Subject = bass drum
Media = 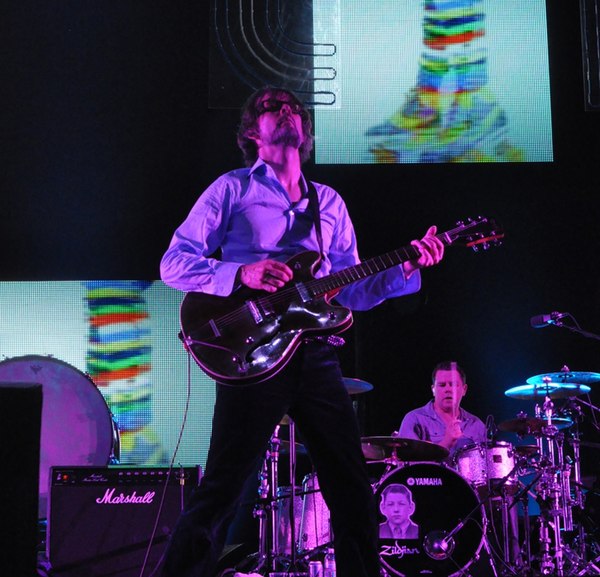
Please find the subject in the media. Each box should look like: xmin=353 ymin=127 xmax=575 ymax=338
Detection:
xmin=375 ymin=462 xmax=484 ymax=577
xmin=0 ymin=355 xmax=118 ymax=518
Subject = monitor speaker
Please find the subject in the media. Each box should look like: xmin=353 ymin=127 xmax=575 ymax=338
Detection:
xmin=0 ymin=382 xmax=42 ymax=577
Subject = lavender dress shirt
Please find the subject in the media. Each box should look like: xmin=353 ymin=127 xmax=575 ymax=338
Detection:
xmin=398 ymin=400 xmax=487 ymax=460
xmin=160 ymin=159 xmax=421 ymax=309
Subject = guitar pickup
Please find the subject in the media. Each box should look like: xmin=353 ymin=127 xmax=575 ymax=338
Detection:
xmin=245 ymin=300 xmax=264 ymax=325
xmin=295 ymin=282 xmax=311 ymax=303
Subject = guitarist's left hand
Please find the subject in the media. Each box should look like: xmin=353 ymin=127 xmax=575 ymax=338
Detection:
xmin=402 ymin=226 xmax=445 ymax=278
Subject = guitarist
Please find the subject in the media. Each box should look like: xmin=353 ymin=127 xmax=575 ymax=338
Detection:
xmin=159 ymin=86 xmax=445 ymax=577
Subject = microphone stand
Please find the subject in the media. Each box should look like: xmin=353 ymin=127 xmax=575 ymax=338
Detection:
xmin=424 ymin=458 xmax=525 ymax=575
xmin=552 ymin=315 xmax=600 ymax=342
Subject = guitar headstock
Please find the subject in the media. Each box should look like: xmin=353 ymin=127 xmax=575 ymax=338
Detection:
xmin=445 ymin=216 xmax=504 ymax=251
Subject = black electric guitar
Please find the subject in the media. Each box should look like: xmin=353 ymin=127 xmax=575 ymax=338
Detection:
xmin=179 ymin=216 xmax=503 ymax=386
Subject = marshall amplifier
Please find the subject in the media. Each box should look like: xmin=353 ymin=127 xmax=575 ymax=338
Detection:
xmin=47 ymin=465 xmax=201 ymax=577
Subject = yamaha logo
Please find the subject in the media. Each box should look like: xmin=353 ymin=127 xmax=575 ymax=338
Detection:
xmin=406 ymin=477 xmax=443 ymax=486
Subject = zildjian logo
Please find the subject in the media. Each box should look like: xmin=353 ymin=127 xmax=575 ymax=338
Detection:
xmin=380 ymin=541 xmax=420 ymax=558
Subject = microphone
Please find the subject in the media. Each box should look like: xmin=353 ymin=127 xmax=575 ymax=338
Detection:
xmin=423 ymin=530 xmax=456 ymax=560
xmin=530 ymin=312 xmax=568 ymax=328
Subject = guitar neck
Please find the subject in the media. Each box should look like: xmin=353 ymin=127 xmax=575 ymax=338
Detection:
xmin=307 ymin=232 xmax=452 ymax=298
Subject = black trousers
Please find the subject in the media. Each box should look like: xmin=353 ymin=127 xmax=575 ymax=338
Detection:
xmin=160 ymin=340 xmax=380 ymax=577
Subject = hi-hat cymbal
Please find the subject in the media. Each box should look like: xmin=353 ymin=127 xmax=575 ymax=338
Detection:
xmin=526 ymin=371 xmax=600 ymax=386
xmin=498 ymin=416 xmax=573 ymax=435
xmin=504 ymin=382 xmax=591 ymax=400
xmin=360 ymin=436 xmax=449 ymax=461
xmin=343 ymin=377 xmax=374 ymax=395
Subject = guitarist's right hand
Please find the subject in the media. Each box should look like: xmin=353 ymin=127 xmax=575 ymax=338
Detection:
xmin=237 ymin=259 xmax=294 ymax=293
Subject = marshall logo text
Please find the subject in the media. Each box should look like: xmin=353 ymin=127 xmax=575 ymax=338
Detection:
xmin=95 ymin=488 xmax=156 ymax=504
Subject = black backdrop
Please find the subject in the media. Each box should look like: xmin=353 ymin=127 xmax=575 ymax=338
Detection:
xmin=2 ymin=1 xmax=599 ymax=479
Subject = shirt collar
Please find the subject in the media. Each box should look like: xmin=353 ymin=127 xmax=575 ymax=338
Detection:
xmin=424 ymin=399 xmax=470 ymax=422
xmin=248 ymin=158 xmax=309 ymax=198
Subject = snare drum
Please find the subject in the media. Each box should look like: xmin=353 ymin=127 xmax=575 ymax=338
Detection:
xmin=0 ymin=356 xmax=118 ymax=517
xmin=276 ymin=485 xmax=303 ymax=555
xmin=298 ymin=472 xmax=331 ymax=552
xmin=277 ymin=472 xmax=332 ymax=554
xmin=376 ymin=462 xmax=484 ymax=577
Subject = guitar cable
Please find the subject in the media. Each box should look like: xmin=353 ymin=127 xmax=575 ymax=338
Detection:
xmin=138 ymin=345 xmax=194 ymax=577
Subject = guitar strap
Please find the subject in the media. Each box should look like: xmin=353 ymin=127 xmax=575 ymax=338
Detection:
xmin=306 ymin=180 xmax=346 ymax=347
xmin=306 ymin=180 xmax=324 ymax=267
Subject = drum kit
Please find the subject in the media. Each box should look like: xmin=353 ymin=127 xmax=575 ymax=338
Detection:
xmin=237 ymin=370 xmax=600 ymax=577
xmin=3 ymin=354 xmax=597 ymax=577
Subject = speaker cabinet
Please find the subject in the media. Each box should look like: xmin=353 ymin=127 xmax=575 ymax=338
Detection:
xmin=0 ymin=383 xmax=42 ymax=577
xmin=47 ymin=466 xmax=201 ymax=577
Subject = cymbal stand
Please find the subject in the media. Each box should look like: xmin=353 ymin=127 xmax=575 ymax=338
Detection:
xmin=252 ymin=426 xmax=282 ymax=574
xmin=534 ymin=394 xmax=568 ymax=576
xmin=369 ymin=450 xmax=401 ymax=493
xmin=485 ymin=457 xmax=526 ymax=571
xmin=286 ymin=417 xmax=300 ymax=572
xmin=512 ymin=469 xmax=546 ymax=573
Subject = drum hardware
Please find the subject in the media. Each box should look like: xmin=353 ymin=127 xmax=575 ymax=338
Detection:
xmin=242 ymin=417 xmax=333 ymax=576
xmin=502 ymin=373 xmax=600 ymax=577
xmin=252 ymin=421 xmax=305 ymax=574
xmin=464 ymin=452 xmax=527 ymax=572
xmin=498 ymin=414 xmax=573 ymax=436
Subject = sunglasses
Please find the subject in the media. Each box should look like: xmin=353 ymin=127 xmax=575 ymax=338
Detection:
xmin=256 ymin=98 xmax=303 ymax=115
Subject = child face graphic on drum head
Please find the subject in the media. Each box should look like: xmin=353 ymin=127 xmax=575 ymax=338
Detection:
xmin=379 ymin=483 xmax=419 ymax=539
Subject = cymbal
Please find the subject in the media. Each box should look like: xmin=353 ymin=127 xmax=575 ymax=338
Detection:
xmin=360 ymin=436 xmax=449 ymax=461
xmin=527 ymin=371 xmax=600 ymax=386
xmin=343 ymin=377 xmax=374 ymax=395
xmin=498 ymin=416 xmax=573 ymax=435
xmin=504 ymin=383 xmax=591 ymax=400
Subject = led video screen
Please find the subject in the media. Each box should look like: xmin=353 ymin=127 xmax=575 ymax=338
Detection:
xmin=312 ymin=0 xmax=553 ymax=164
xmin=0 ymin=281 xmax=215 ymax=478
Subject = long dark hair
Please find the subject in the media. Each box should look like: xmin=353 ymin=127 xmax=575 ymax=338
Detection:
xmin=237 ymin=86 xmax=314 ymax=167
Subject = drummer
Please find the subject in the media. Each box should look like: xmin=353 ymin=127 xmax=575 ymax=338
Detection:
xmin=396 ymin=361 xmax=486 ymax=460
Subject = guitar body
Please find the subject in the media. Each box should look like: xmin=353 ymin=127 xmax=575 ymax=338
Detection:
xmin=180 ymin=251 xmax=353 ymax=386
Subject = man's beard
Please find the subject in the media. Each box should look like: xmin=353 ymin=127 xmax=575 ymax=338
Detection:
xmin=269 ymin=121 xmax=302 ymax=149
